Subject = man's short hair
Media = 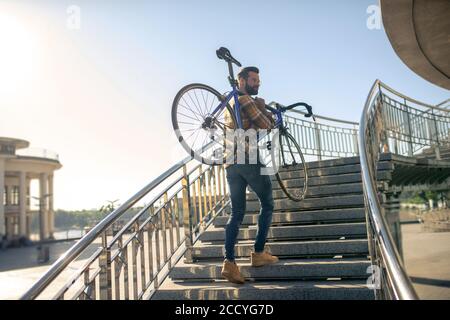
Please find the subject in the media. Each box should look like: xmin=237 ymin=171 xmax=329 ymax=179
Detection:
xmin=237 ymin=66 xmax=259 ymax=80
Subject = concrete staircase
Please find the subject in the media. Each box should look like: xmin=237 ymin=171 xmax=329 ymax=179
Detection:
xmin=152 ymin=156 xmax=379 ymax=300
xmin=417 ymin=145 xmax=450 ymax=161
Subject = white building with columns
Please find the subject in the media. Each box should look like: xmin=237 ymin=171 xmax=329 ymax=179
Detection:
xmin=0 ymin=137 xmax=62 ymax=245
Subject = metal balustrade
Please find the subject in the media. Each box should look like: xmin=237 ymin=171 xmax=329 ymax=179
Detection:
xmin=284 ymin=111 xmax=359 ymax=159
xmin=358 ymin=80 xmax=450 ymax=300
xmin=256 ymin=103 xmax=359 ymax=167
xmin=20 ymin=104 xmax=358 ymax=300
xmin=21 ymin=149 xmax=230 ymax=300
xmin=378 ymin=84 xmax=450 ymax=159
xmin=20 ymin=80 xmax=448 ymax=300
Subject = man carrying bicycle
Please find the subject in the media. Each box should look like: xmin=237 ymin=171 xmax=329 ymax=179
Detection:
xmin=221 ymin=66 xmax=279 ymax=285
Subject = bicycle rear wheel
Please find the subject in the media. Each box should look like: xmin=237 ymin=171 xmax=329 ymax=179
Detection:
xmin=172 ymin=83 xmax=237 ymax=165
xmin=274 ymin=131 xmax=308 ymax=202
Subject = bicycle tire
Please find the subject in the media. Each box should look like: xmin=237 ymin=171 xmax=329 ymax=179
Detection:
xmin=274 ymin=131 xmax=308 ymax=202
xmin=172 ymin=83 xmax=237 ymax=165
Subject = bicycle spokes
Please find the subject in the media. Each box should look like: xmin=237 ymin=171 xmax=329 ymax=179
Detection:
xmin=172 ymin=84 xmax=237 ymax=164
xmin=274 ymin=131 xmax=308 ymax=202
xmin=280 ymin=132 xmax=300 ymax=167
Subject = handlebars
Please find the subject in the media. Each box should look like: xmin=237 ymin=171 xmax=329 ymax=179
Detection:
xmin=268 ymin=102 xmax=316 ymax=121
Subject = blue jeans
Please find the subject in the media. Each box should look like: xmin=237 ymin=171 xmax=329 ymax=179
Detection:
xmin=224 ymin=163 xmax=274 ymax=261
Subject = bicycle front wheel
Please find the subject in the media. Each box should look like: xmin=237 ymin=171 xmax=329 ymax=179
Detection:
xmin=172 ymin=83 xmax=237 ymax=165
xmin=274 ymin=131 xmax=308 ymax=202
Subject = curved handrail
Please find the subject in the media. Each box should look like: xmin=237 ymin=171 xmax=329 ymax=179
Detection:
xmin=359 ymin=79 xmax=419 ymax=299
xmin=436 ymin=99 xmax=450 ymax=108
xmin=380 ymin=81 xmax=450 ymax=112
xmin=20 ymin=151 xmax=197 ymax=300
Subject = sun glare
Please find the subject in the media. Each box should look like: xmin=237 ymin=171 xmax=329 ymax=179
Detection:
xmin=0 ymin=13 xmax=36 ymax=96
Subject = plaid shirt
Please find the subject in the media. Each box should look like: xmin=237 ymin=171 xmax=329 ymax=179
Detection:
xmin=224 ymin=92 xmax=274 ymax=166
xmin=225 ymin=93 xmax=274 ymax=130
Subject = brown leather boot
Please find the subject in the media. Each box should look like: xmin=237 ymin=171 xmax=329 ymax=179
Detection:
xmin=221 ymin=260 xmax=245 ymax=284
xmin=251 ymin=250 xmax=279 ymax=267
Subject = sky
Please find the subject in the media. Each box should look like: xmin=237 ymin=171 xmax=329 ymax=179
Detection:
xmin=0 ymin=0 xmax=448 ymax=210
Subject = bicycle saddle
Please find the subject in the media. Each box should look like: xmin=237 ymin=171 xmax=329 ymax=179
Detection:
xmin=216 ymin=47 xmax=242 ymax=67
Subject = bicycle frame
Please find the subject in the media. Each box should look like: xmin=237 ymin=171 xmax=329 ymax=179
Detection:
xmin=210 ymin=56 xmax=287 ymax=134
xmin=210 ymin=88 xmax=244 ymax=128
xmin=209 ymin=89 xmax=285 ymax=133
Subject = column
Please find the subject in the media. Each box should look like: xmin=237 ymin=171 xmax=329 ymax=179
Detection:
xmin=26 ymin=178 xmax=32 ymax=238
xmin=48 ymin=174 xmax=54 ymax=238
xmin=0 ymin=159 xmax=5 ymax=239
xmin=19 ymin=171 xmax=27 ymax=238
xmin=39 ymin=172 xmax=49 ymax=240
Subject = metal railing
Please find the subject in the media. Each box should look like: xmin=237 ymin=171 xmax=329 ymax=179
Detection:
xmin=20 ymin=104 xmax=360 ymax=300
xmin=376 ymin=83 xmax=450 ymax=159
xmin=357 ymin=79 xmax=449 ymax=299
xmin=21 ymin=80 xmax=447 ymax=300
xmin=285 ymin=111 xmax=359 ymax=159
xmin=268 ymin=102 xmax=359 ymax=161
xmin=21 ymin=146 xmax=230 ymax=300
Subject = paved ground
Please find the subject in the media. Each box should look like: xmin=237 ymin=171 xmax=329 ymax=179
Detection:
xmin=0 ymin=240 xmax=100 ymax=300
xmin=402 ymin=223 xmax=450 ymax=299
xmin=0 ymin=222 xmax=448 ymax=300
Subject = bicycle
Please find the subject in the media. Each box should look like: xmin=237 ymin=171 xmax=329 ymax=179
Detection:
xmin=171 ymin=47 xmax=316 ymax=201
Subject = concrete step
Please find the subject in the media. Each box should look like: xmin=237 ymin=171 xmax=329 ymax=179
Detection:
xmin=191 ymin=239 xmax=369 ymax=259
xmin=213 ymin=208 xmax=366 ymax=227
xmin=246 ymin=194 xmax=364 ymax=212
xmin=169 ymin=258 xmax=371 ymax=281
xmin=270 ymin=171 xmax=391 ymax=189
xmin=417 ymin=152 xmax=450 ymax=161
xmin=199 ymin=223 xmax=367 ymax=242
xmin=275 ymin=162 xmax=393 ymax=180
xmin=420 ymin=147 xmax=450 ymax=155
xmin=247 ymin=182 xmax=363 ymax=201
xmin=280 ymin=156 xmax=361 ymax=171
xmin=279 ymin=156 xmax=388 ymax=171
xmin=152 ymin=279 xmax=375 ymax=300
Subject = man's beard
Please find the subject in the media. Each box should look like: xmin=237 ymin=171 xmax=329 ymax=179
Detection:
xmin=245 ymin=83 xmax=259 ymax=95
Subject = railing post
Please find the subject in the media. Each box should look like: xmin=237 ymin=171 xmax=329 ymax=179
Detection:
xmin=207 ymin=168 xmax=215 ymax=217
xmin=432 ymin=109 xmax=441 ymax=160
xmin=211 ymin=167 xmax=217 ymax=212
xmin=378 ymin=89 xmax=390 ymax=154
xmin=98 ymin=231 xmax=112 ymax=300
xmin=222 ymin=165 xmax=227 ymax=200
xmin=198 ymin=166 xmax=207 ymax=229
xmin=426 ymin=110 xmax=441 ymax=160
xmin=403 ymin=99 xmax=414 ymax=157
xmin=352 ymin=128 xmax=359 ymax=155
xmin=435 ymin=146 xmax=441 ymax=160
xmin=217 ymin=166 xmax=223 ymax=201
xmin=82 ymin=269 xmax=91 ymax=300
xmin=161 ymin=193 xmax=169 ymax=269
xmin=314 ymin=122 xmax=322 ymax=161
xmin=182 ymin=165 xmax=194 ymax=263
